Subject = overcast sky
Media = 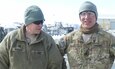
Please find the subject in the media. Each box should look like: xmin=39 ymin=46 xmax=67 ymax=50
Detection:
xmin=0 ymin=0 xmax=115 ymax=25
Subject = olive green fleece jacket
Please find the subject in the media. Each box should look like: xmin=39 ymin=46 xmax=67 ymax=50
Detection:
xmin=0 ymin=26 xmax=63 ymax=69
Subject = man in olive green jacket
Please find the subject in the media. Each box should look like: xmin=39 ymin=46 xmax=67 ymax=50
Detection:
xmin=0 ymin=5 xmax=63 ymax=69
xmin=57 ymin=1 xmax=115 ymax=69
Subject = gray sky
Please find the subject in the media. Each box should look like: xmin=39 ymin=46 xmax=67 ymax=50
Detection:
xmin=0 ymin=0 xmax=115 ymax=25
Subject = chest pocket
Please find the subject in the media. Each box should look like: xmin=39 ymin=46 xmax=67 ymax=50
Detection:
xmin=10 ymin=40 xmax=25 ymax=57
xmin=67 ymin=39 xmax=84 ymax=65
xmin=30 ymin=43 xmax=46 ymax=60
xmin=88 ymin=35 xmax=110 ymax=64
xmin=29 ymin=41 xmax=47 ymax=68
xmin=9 ymin=40 xmax=27 ymax=69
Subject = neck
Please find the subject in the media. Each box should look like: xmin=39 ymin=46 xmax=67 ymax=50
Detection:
xmin=25 ymin=27 xmax=37 ymax=38
xmin=80 ymin=23 xmax=99 ymax=34
xmin=25 ymin=30 xmax=37 ymax=44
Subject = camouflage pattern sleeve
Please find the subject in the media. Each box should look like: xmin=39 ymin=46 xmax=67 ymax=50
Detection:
xmin=58 ymin=37 xmax=68 ymax=69
xmin=56 ymin=36 xmax=67 ymax=56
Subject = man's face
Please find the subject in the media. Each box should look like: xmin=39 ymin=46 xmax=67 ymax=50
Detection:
xmin=79 ymin=11 xmax=96 ymax=29
xmin=26 ymin=21 xmax=43 ymax=35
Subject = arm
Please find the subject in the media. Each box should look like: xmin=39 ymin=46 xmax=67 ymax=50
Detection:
xmin=0 ymin=36 xmax=9 ymax=69
xmin=47 ymin=37 xmax=63 ymax=69
xmin=56 ymin=37 xmax=68 ymax=69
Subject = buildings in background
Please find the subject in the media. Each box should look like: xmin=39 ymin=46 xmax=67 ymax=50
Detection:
xmin=0 ymin=18 xmax=115 ymax=36
xmin=98 ymin=18 xmax=115 ymax=30
xmin=97 ymin=18 xmax=115 ymax=36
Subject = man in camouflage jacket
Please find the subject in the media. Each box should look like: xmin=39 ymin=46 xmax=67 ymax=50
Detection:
xmin=57 ymin=1 xmax=115 ymax=69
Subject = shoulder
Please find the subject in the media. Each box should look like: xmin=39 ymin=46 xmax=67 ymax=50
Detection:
xmin=63 ymin=29 xmax=81 ymax=41
xmin=0 ymin=29 xmax=19 ymax=48
xmin=97 ymin=29 xmax=115 ymax=42
xmin=98 ymin=29 xmax=113 ymax=38
xmin=41 ymin=31 xmax=54 ymax=42
xmin=41 ymin=31 xmax=52 ymax=38
xmin=2 ymin=28 xmax=21 ymax=44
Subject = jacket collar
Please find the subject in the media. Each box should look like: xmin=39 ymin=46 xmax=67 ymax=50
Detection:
xmin=15 ymin=25 xmax=45 ymax=43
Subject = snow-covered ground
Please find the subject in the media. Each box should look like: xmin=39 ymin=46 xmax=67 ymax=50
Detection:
xmin=111 ymin=61 xmax=115 ymax=69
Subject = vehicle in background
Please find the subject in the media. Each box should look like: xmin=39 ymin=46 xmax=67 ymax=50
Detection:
xmin=0 ymin=26 xmax=6 ymax=42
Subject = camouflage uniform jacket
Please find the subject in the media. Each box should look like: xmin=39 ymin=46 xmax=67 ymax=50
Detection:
xmin=0 ymin=26 xmax=63 ymax=69
xmin=58 ymin=29 xmax=115 ymax=69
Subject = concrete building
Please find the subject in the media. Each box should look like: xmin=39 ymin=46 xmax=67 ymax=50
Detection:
xmin=98 ymin=18 xmax=115 ymax=30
